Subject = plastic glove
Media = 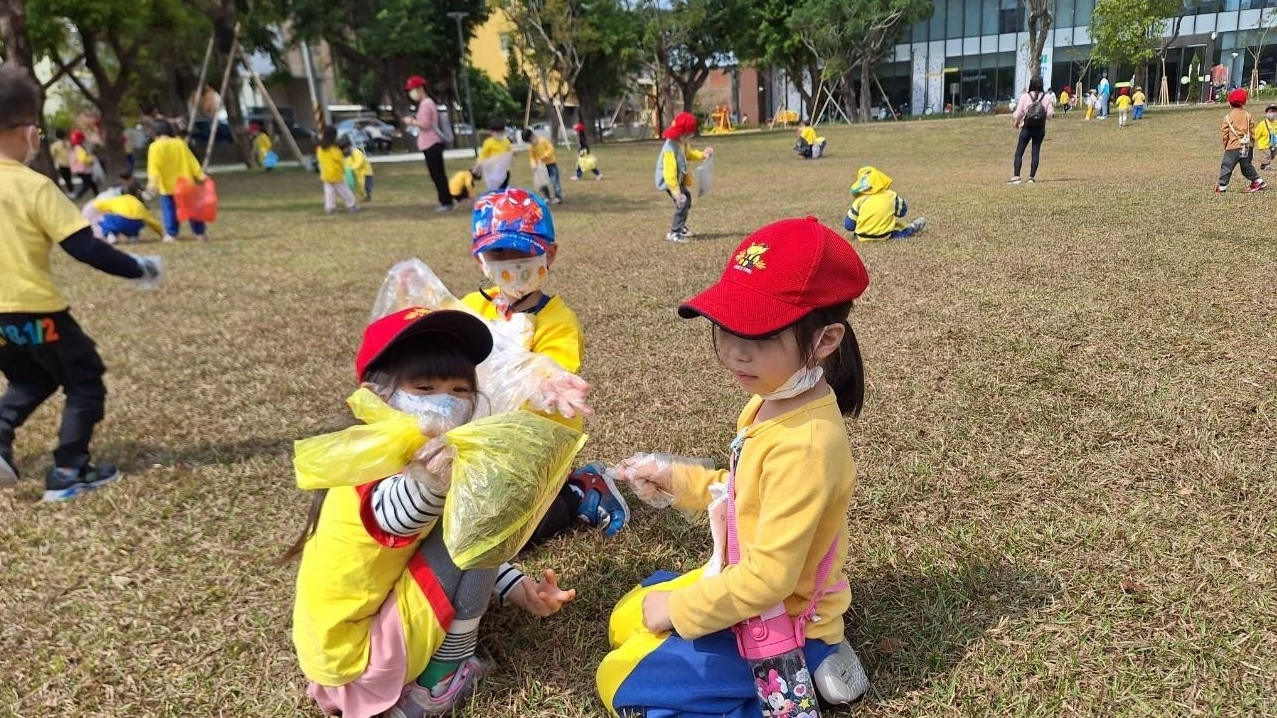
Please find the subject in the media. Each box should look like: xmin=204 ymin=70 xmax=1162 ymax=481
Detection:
xmin=404 ymin=436 xmax=454 ymax=494
xmin=526 ymin=371 xmax=593 ymax=419
xmin=673 ymin=191 xmax=688 ymax=209
xmin=129 ymin=254 xmax=163 ymax=290
xmin=615 ymin=453 xmax=676 ymax=508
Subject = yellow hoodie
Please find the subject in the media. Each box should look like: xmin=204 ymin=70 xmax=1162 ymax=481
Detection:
xmin=846 ymin=166 xmax=908 ymax=240
xmin=92 ymin=195 xmax=163 ymax=235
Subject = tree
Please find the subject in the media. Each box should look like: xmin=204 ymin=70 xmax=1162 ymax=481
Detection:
xmin=633 ymin=0 xmax=747 ymax=113
xmin=0 ymin=0 xmax=34 ymax=67
xmin=789 ymin=0 xmax=931 ymax=122
xmin=496 ymin=0 xmax=594 ymax=138
xmin=1089 ymin=0 xmax=1181 ymax=88
xmin=1023 ymin=0 xmax=1051 ymax=84
xmin=571 ymin=0 xmax=643 ymax=142
xmin=1241 ymin=9 xmax=1277 ymax=94
xmin=465 ymin=64 xmax=519 ymax=126
xmin=734 ymin=0 xmax=821 ymax=120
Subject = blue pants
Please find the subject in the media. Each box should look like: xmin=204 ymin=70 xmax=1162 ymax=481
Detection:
xmin=1100 ymin=94 xmax=1110 ymax=117
xmin=1133 ymin=105 xmax=1145 ymax=120
xmin=364 ymin=176 xmax=374 ymax=200
xmin=546 ymin=163 xmax=563 ymax=200
xmin=99 ymin=215 xmax=145 ymax=239
xmin=159 ymin=194 xmax=206 ymax=238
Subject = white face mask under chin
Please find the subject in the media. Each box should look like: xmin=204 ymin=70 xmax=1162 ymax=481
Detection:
xmin=387 ymin=391 xmax=472 ymax=430
xmin=760 ymin=365 xmax=825 ymax=400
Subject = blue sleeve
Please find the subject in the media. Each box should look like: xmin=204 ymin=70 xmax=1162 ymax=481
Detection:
xmin=844 ymin=214 xmax=856 ymax=231
xmin=895 ymin=197 xmax=908 ymax=218
xmin=59 ymin=227 xmax=143 ymax=279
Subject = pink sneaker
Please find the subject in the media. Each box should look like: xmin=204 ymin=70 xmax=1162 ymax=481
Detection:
xmin=1246 ymin=179 xmax=1268 ymax=193
xmin=386 ymin=658 xmax=486 ymax=718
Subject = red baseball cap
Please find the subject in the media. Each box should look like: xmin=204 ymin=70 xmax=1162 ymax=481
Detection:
xmin=1228 ymin=88 xmax=1248 ymax=106
xmin=662 ymin=111 xmax=698 ymax=140
xmin=355 ymin=307 xmax=492 ymax=382
xmin=404 ymin=75 xmax=429 ymax=91
xmin=678 ymin=217 xmax=869 ymax=338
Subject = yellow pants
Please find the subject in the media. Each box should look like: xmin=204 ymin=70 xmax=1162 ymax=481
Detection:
xmin=1085 ymin=106 xmax=1095 ymax=120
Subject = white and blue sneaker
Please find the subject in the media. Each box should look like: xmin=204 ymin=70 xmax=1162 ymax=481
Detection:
xmin=42 ymin=463 xmax=122 ymax=503
xmin=567 ymin=462 xmax=630 ymax=537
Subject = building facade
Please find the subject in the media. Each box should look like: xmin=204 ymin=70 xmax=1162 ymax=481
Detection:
xmin=886 ymin=0 xmax=1277 ymax=115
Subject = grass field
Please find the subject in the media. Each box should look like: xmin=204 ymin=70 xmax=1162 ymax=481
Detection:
xmin=2 ymin=106 xmax=1275 ymax=718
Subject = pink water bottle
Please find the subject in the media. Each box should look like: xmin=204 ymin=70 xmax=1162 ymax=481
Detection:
xmin=734 ymin=606 xmax=821 ymax=718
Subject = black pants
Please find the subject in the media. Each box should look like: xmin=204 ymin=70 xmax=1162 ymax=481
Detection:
xmin=72 ymin=173 xmax=98 ymax=199
xmin=422 ymin=143 xmax=452 ymax=207
xmin=521 ymin=484 xmax=582 ymax=551
xmin=57 ymin=167 xmax=74 ymax=191
xmin=0 ymin=311 xmax=107 ymax=476
xmin=1013 ymin=126 xmax=1046 ymax=178
xmin=1219 ymin=148 xmax=1260 ymax=188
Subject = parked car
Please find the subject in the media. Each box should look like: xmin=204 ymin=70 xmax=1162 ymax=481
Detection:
xmin=335 ymin=118 xmax=400 ymax=153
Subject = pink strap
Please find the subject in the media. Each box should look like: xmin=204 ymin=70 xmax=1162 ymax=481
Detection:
xmin=725 ymin=434 xmax=843 ymax=626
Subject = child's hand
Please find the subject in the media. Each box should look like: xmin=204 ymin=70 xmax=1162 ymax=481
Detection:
xmin=642 ymin=591 xmax=674 ymax=633
xmin=704 ymin=146 xmax=714 ymax=157
xmin=405 ymin=437 xmax=454 ymax=493
xmin=673 ymin=191 xmax=688 ymax=209
xmin=509 ymin=569 xmax=577 ymax=617
xmin=531 ymin=373 xmax=594 ymax=419
xmin=617 ymin=453 xmax=674 ymax=496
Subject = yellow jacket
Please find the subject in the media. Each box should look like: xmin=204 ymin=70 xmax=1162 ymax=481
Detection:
xmin=847 ymin=166 xmax=907 ymax=240
xmin=1115 ymin=95 xmax=1132 ymax=110
xmin=449 ymin=170 xmax=474 ymax=198
xmin=478 ymin=136 xmax=514 ymax=161
xmin=1255 ymin=118 xmax=1277 ymax=151
xmin=667 ymin=391 xmax=855 ymax=644
xmin=146 ymin=136 xmax=204 ymax=195
xmin=1132 ymin=91 xmax=1146 ymax=106
xmin=253 ymin=132 xmax=272 ymax=162
xmin=528 ymin=136 xmax=558 ymax=167
xmin=461 ymin=291 xmax=584 ymax=431
xmin=92 ymin=195 xmax=163 ymax=235
xmin=799 ymin=126 xmax=817 ymax=145
xmin=346 ymin=148 xmax=373 ymax=181
xmin=50 ymin=139 xmax=71 ymax=167
xmin=316 ymin=145 xmax=346 ymax=184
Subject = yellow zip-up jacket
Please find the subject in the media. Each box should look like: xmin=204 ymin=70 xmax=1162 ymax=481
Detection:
xmin=461 ymin=291 xmax=584 ymax=432
xmin=1132 ymin=91 xmax=1146 ymax=106
xmin=667 ymin=390 xmax=855 ymax=644
xmin=1255 ymin=118 xmax=1277 ymax=151
xmin=528 ymin=136 xmax=558 ymax=167
xmin=478 ymin=136 xmax=514 ymax=161
xmin=146 ymin=136 xmax=204 ymax=195
xmin=92 ymin=195 xmax=163 ymax=235
xmin=316 ymin=145 xmax=346 ymax=184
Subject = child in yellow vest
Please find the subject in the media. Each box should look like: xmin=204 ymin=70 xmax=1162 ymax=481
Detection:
xmin=317 ymin=126 xmax=358 ymax=213
xmin=844 ymin=165 xmax=927 ymax=241
xmin=286 ymin=307 xmax=576 ymax=718
xmin=1257 ymin=104 xmax=1277 ymax=170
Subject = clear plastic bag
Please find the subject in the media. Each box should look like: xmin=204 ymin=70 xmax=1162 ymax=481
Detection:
xmin=443 ymin=411 xmax=587 ymax=569
xmin=480 ymin=152 xmax=514 ymax=191
xmin=129 ymin=255 xmax=163 ymax=291
xmin=369 ymin=259 xmax=587 ymax=418
xmin=695 ymin=155 xmax=715 ymax=197
xmin=613 ymin=452 xmax=716 ymax=509
xmin=532 ymin=162 xmax=551 ymax=192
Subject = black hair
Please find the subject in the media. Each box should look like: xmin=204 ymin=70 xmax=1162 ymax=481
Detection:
xmin=319 ymin=125 xmax=337 ymax=149
xmin=488 ymin=121 xmax=505 ymax=132
xmin=55 ymin=128 xmax=67 ymax=140
xmin=1028 ymin=76 xmax=1044 ymax=94
xmin=0 ymin=65 xmax=41 ymax=128
xmin=791 ymin=301 xmax=864 ymax=416
xmin=521 ymin=128 xmax=534 ymax=143
xmin=278 ymin=333 xmax=481 ymax=564
xmin=153 ymin=119 xmax=174 ymax=137
xmin=336 ymin=135 xmax=352 ymax=150
xmin=118 ymin=170 xmax=134 ymax=182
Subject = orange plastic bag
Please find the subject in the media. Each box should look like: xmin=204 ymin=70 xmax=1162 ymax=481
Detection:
xmin=174 ymin=176 xmax=218 ymax=223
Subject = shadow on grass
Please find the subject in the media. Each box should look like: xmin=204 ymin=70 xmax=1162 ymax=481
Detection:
xmin=96 ymin=431 xmax=340 ymax=472
xmin=847 ymin=560 xmax=1060 ymax=705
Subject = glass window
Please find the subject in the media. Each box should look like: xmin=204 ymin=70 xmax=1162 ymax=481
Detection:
xmin=1222 ymin=0 xmax=1240 ymax=9
xmin=912 ymin=18 xmax=928 ymax=43
xmin=966 ymin=0 xmax=982 ymax=35
xmin=930 ymin=2 xmax=945 ymax=39
xmin=1074 ymin=0 xmax=1095 ymax=26
xmin=983 ymin=0 xmax=1000 ymax=34
xmin=948 ymin=0 xmax=964 ymax=38
xmin=999 ymin=0 xmax=1024 ymax=33
xmin=1057 ymin=0 xmax=1075 ymax=28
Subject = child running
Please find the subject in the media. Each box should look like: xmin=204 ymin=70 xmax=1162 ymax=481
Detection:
xmin=146 ymin=120 xmax=209 ymax=241
xmin=573 ymin=148 xmax=602 ymax=181
xmin=845 ymin=165 xmax=926 ymax=241
xmin=317 ymin=126 xmax=359 ymax=213
xmin=1216 ymin=89 xmax=1268 ymax=194
xmin=522 ymin=128 xmax=562 ymax=204
xmin=287 ymin=307 xmax=577 ymax=718
xmin=0 ymin=65 xmax=160 ymax=500
xmin=598 ymin=216 xmax=872 ymax=717
xmin=655 ymin=111 xmax=713 ymax=243
xmin=462 ymin=187 xmax=630 ymax=538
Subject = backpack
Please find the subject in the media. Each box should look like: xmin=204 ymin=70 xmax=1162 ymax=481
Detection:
xmin=437 ymin=107 xmax=455 ymax=144
xmin=1024 ymin=93 xmax=1047 ymax=128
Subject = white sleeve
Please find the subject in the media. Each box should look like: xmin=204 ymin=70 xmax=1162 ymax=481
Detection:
xmin=370 ymin=474 xmax=447 ymax=537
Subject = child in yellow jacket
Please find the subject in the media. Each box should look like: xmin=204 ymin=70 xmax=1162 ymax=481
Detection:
xmin=474 ymin=123 xmax=514 ymax=191
xmin=600 ymin=217 xmax=873 ymax=716
xmin=316 ymin=126 xmax=358 ymax=213
xmin=522 ymin=128 xmax=562 ymax=203
xmin=844 ymin=165 xmax=927 ymax=240
xmin=1115 ymin=88 xmax=1132 ymax=127
xmin=340 ymin=136 xmax=374 ymax=201
xmin=92 ymin=189 xmax=163 ymax=244
xmin=655 ymin=111 xmax=712 ymax=243
xmin=1258 ymin=104 xmax=1277 ymax=170
xmin=146 ymin=119 xmax=208 ymax=241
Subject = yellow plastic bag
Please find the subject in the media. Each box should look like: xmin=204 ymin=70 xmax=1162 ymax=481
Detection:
xmin=293 ymin=388 xmax=427 ymax=490
xmin=443 ymin=411 xmax=587 ymax=569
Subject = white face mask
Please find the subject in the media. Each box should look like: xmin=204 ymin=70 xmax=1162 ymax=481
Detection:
xmin=387 ymin=391 xmax=472 ymax=430
xmin=24 ymin=126 xmax=40 ymax=165
xmin=760 ymin=365 xmax=825 ymax=400
xmin=481 ymin=255 xmax=548 ymax=303
xmin=1268 ymin=113 xmax=1276 ymax=121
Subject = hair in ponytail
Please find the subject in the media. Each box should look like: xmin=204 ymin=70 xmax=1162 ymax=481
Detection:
xmin=791 ymin=300 xmax=864 ymax=416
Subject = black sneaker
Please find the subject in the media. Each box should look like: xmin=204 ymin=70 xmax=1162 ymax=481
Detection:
xmin=42 ymin=463 xmax=122 ymax=503
xmin=0 ymin=449 xmax=17 ymax=486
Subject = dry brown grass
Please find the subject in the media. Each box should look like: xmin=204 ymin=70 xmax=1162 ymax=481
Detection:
xmin=2 ymin=106 xmax=1274 ymax=717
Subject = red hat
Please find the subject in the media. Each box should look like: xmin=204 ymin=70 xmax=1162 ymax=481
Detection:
xmin=662 ymin=111 xmax=698 ymax=140
xmin=1228 ymin=88 xmax=1248 ymax=106
xmin=404 ymin=75 xmax=429 ymax=91
xmin=355 ymin=307 xmax=492 ymax=382
xmin=1120 ymin=87 xmax=1128 ymax=95
xmin=678 ymin=217 xmax=869 ymax=338
xmin=69 ymin=129 xmax=85 ymax=145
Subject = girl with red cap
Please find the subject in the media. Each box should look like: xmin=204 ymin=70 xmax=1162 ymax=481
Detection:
xmin=68 ymin=129 xmax=99 ymax=199
xmin=654 ymin=111 xmax=713 ymax=243
xmin=598 ymin=217 xmax=873 ymax=717
xmin=1217 ymin=89 xmax=1268 ymax=194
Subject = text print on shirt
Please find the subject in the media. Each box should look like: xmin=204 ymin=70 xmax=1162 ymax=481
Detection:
xmin=0 ymin=318 xmax=61 ymax=348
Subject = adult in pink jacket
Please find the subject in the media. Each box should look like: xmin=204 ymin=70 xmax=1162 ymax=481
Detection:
xmin=401 ymin=76 xmax=454 ymax=212
xmin=1007 ymin=76 xmax=1055 ymax=185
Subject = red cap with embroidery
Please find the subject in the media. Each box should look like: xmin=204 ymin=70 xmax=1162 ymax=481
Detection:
xmin=678 ymin=217 xmax=869 ymax=339
xmin=355 ymin=307 xmax=492 ymax=382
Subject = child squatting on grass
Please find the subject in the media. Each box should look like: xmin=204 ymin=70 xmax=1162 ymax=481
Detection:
xmin=597 ymin=217 xmax=872 ymax=718
xmin=0 ymin=65 xmax=161 ymax=502
xmin=844 ymin=166 xmax=927 ymax=241
xmin=285 ymin=308 xmax=577 ymax=718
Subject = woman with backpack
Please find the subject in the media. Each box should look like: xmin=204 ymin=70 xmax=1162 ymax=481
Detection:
xmin=402 ymin=75 xmax=456 ymax=213
xmin=1007 ymin=76 xmax=1055 ymax=185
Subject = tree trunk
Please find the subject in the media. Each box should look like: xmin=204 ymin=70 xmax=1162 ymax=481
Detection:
xmin=97 ymin=88 xmax=129 ymax=176
xmin=0 ymin=0 xmax=33 ymax=67
xmin=223 ymin=59 xmax=255 ymax=167
xmin=859 ymin=61 xmax=872 ymax=123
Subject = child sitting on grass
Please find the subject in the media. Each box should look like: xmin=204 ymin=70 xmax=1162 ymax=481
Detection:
xmin=0 ymin=65 xmax=160 ymax=501
xmin=462 ymin=187 xmax=630 ymax=539
xmin=598 ymin=217 xmax=872 ymax=717
xmin=844 ymin=165 xmax=927 ymax=241
xmin=286 ymin=307 xmax=577 ymax=718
